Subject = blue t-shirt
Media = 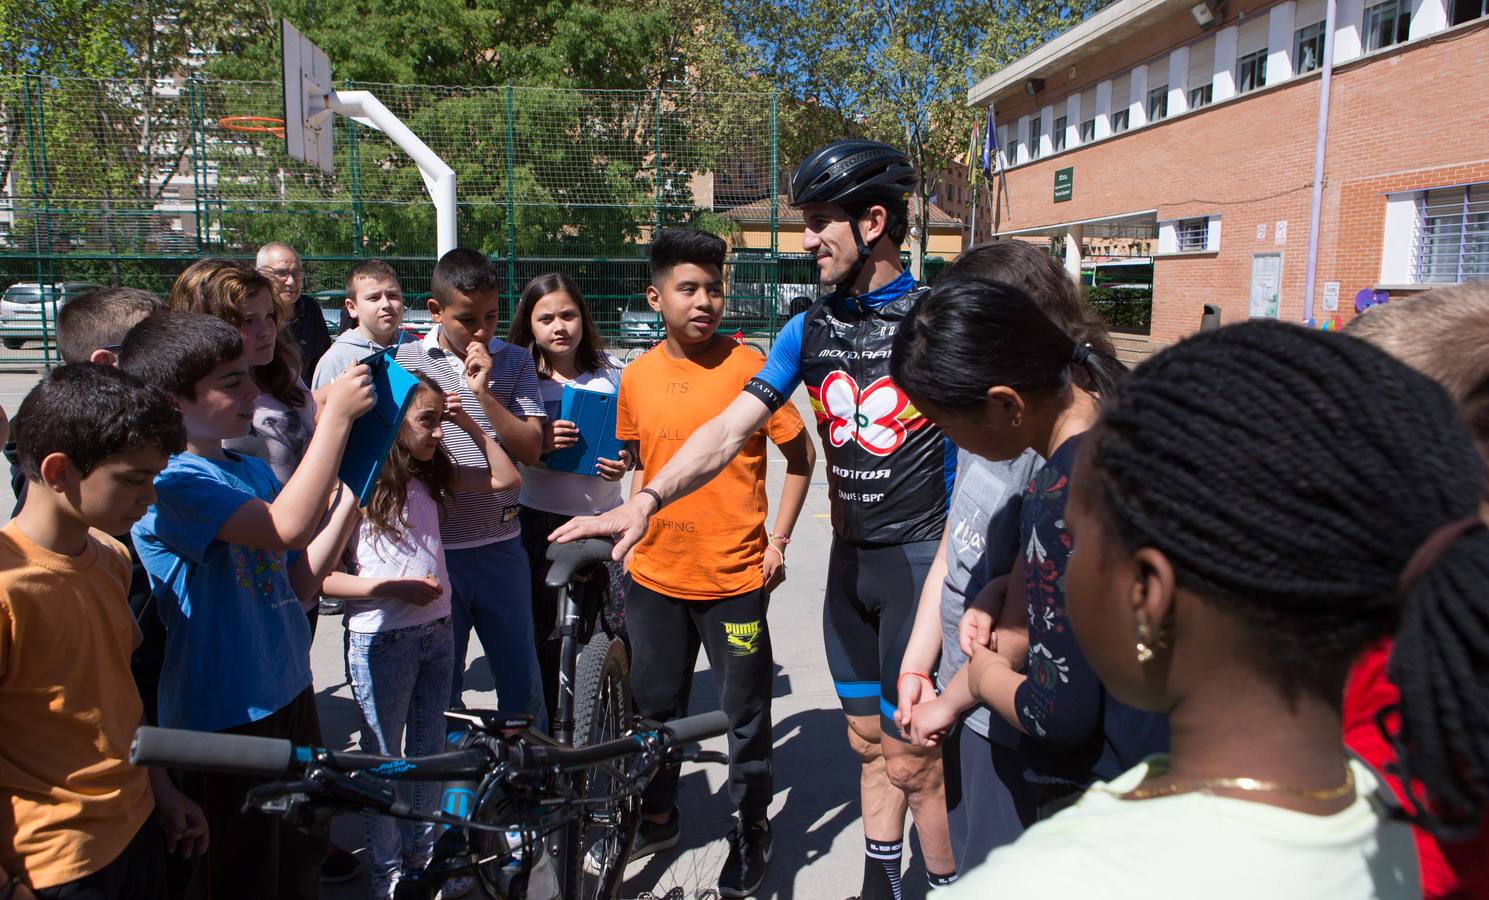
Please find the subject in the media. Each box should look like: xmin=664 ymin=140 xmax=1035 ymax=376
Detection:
xmin=132 ymin=451 xmax=313 ymax=733
xmin=752 ymin=269 xmax=917 ymax=398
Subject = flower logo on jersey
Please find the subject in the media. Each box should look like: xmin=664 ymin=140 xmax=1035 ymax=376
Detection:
xmin=818 ymin=371 xmax=910 ymax=455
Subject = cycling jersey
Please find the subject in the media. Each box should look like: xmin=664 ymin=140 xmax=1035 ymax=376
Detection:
xmin=747 ymin=270 xmax=954 ymax=547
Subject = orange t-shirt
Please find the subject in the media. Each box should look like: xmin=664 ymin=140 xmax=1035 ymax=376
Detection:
xmin=0 ymin=521 xmax=151 ymax=890
xmin=618 ymin=339 xmax=805 ymax=600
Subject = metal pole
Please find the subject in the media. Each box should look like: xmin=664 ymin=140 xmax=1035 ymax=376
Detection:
xmin=504 ymin=85 xmax=517 ymax=307
xmin=326 ymin=90 xmax=457 ymax=257
xmin=769 ymin=92 xmax=779 ymax=333
xmin=188 ymin=76 xmax=207 ymax=252
xmin=1302 ymin=0 xmax=1338 ymax=323
xmin=344 ymin=79 xmax=364 ymax=255
xmin=654 ymin=88 xmax=663 ymax=235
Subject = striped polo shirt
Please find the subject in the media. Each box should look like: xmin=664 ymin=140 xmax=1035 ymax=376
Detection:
xmin=395 ymin=328 xmax=545 ymax=549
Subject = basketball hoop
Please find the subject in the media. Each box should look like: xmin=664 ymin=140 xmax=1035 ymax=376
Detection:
xmin=220 ymin=116 xmax=287 ymax=138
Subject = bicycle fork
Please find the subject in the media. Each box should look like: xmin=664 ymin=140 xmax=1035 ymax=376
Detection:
xmin=552 ymin=585 xmax=582 ymax=747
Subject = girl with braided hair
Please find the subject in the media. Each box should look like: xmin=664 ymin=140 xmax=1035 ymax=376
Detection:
xmin=943 ymin=319 xmax=1486 ymax=898
xmin=891 ymin=276 xmax=1169 ymax=818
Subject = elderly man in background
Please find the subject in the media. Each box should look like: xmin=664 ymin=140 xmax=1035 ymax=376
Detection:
xmin=257 ymin=241 xmax=333 ymax=381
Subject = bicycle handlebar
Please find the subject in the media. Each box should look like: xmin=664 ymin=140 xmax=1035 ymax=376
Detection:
xmin=131 ymin=709 xmax=730 ymax=780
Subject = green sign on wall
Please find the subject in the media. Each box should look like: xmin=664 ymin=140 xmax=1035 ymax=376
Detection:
xmin=1054 ymin=167 xmax=1074 ymax=203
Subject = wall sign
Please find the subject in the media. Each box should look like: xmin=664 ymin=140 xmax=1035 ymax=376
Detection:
xmin=1322 ymin=281 xmax=1340 ymax=312
xmin=1249 ymin=253 xmax=1283 ymax=319
xmin=1053 ymin=167 xmax=1074 ymax=203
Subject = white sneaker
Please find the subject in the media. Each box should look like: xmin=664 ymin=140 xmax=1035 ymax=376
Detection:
xmin=438 ymin=874 xmax=475 ymax=898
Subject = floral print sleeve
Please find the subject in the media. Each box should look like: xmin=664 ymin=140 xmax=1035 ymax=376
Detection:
xmin=1012 ymin=435 xmax=1104 ymax=748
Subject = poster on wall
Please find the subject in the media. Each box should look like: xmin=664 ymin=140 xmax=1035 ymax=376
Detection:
xmin=1322 ymin=282 xmax=1340 ymax=312
xmin=1249 ymin=253 xmax=1283 ymax=319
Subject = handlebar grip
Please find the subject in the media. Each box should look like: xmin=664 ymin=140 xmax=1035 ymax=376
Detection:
xmin=660 ymin=710 xmax=729 ymax=745
xmin=131 ymin=726 xmax=297 ymax=777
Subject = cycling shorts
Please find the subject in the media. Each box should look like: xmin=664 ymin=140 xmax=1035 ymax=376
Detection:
xmin=822 ymin=537 xmax=939 ymax=741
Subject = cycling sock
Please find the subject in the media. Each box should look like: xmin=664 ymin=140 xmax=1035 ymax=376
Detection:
xmin=861 ymin=837 xmax=904 ymax=900
xmin=927 ymin=869 xmax=959 ymax=889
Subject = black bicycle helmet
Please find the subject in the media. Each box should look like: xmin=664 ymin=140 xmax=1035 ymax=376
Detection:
xmin=789 ymin=139 xmax=918 ymax=292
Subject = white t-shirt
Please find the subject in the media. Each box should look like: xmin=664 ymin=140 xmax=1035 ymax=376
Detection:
xmin=343 ymin=480 xmax=453 ymax=633
xmin=517 ymin=364 xmax=625 ymax=517
xmin=944 ymin=757 xmax=1419 ymax=900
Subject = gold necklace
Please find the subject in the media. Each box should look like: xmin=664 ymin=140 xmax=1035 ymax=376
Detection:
xmin=1116 ymin=764 xmax=1355 ymax=802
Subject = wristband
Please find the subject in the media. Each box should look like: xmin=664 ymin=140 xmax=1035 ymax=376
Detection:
xmin=764 ymin=544 xmax=785 ymax=559
xmin=898 ymin=671 xmax=935 ymax=691
xmin=637 ymin=487 xmax=665 ymax=512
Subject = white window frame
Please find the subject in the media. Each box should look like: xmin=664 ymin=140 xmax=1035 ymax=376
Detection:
xmin=1177 ymin=217 xmax=1211 ymax=251
xmin=1147 ymin=85 xmax=1168 ymax=122
xmin=1236 ymin=47 xmax=1268 ymax=93
xmin=1412 ymin=183 xmax=1489 ymax=283
xmin=1079 ymin=118 xmax=1096 ymax=142
xmin=1053 ymin=115 xmax=1068 ymax=152
xmin=1029 ymin=115 xmax=1043 ymax=159
xmin=1188 ymin=83 xmax=1214 ymax=108
xmin=1364 ymin=0 xmax=1411 ymax=50
xmin=1111 ymin=108 xmax=1130 ymax=133
xmin=1294 ymin=21 xmax=1327 ymax=73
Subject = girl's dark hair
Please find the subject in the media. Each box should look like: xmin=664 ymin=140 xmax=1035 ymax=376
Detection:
xmin=1081 ymin=320 xmax=1489 ymax=837
xmin=507 ymin=272 xmax=609 ymax=377
xmin=891 ymin=276 xmax=1127 ymax=410
xmin=366 ymin=372 xmax=457 ymax=541
xmin=944 ymin=240 xmax=1116 ymax=367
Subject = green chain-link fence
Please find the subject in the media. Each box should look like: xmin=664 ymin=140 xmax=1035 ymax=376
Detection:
xmin=1 ymin=73 xmax=824 ymax=366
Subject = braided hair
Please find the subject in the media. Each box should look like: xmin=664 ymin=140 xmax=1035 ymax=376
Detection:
xmin=890 ymin=276 xmax=1127 ymax=409
xmin=1080 ymin=319 xmax=1489 ymax=836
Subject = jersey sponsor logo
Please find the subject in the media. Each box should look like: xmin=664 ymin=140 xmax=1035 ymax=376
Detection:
xmin=830 ymin=464 xmax=892 ymax=480
xmin=723 ymin=620 xmax=763 ymax=656
xmin=810 ymin=371 xmax=920 ymax=456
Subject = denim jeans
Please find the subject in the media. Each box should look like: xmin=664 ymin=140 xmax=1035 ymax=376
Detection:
xmin=445 ymin=538 xmax=547 ymax=730
xmin=347 ymin=617 xmax=454 ymax=899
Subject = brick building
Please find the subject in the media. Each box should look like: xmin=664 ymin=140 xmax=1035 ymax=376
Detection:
xmin=969 ymin=0 xmax=1488 ymax=346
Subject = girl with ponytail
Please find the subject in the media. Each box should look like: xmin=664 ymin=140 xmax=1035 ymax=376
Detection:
xmin=943 ymin=320 xmax=1482 ymax=898
xmin=892 ymin=276 xmax=1168 ymax=817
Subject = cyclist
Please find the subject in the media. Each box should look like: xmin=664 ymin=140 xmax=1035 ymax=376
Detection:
xmin=553 ymin=139 xmax=958 ymax=898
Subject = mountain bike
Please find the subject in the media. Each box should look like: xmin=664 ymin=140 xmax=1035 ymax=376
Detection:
xmin=130 ymin=709 xmax=728 ymax=900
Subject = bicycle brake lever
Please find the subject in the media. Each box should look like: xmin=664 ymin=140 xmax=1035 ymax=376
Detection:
xmin=676 ymin=748 xmax=728 ymax=766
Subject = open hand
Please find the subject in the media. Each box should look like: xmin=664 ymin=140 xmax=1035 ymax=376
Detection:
xmin=381 ymin=576 xmax=443 ymax=606
xmin=550 ymin=496 xmax=652 ymax=560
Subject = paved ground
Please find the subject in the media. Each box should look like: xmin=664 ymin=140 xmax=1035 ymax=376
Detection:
xmin=0 ymin=371 xmax=932 ymax=900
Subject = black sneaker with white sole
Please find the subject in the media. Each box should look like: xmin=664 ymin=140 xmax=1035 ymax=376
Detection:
xmin=628 ymin=807 xmax=681 ymax=862
xmin=717 ymin=819 xmax=771 ymax=898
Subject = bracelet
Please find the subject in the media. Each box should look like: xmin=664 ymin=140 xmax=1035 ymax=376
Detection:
xmin=637 ymin=487 xmax=664 ymax=512
xmin=769 ymin=532 xmax=792 ymax=546
xmin=764 ymin=543 xmax=785 ymax=559
xmin=898 ymin=671 xmax=935 ymax=690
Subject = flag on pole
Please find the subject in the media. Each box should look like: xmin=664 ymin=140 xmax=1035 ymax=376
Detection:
xmin=984 ymin=106 xmax=999 ymax=177
xmin=967 ymin=120 xmax=980 ymax=191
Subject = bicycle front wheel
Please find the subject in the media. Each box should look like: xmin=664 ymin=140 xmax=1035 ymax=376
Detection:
xmin=561 ymin=635 xmax=636 ymax=900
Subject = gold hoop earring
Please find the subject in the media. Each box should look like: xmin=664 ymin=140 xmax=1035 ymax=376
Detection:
xmin=1135 ymin=620 xmax=1155 ymax=664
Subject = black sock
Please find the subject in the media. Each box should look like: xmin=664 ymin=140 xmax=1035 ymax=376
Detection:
xmin=928 ymin=869 xmax=959 ymax=889
xmin=861 ymin=838 xmax=904 ymax=900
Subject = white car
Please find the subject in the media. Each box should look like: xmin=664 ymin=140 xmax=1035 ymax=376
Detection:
xmin=0 ymin=282 xmax=105 ymax=349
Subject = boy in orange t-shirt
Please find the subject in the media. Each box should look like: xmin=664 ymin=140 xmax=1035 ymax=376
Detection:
xmin=616 ymin=228 xmax=814 ymax=898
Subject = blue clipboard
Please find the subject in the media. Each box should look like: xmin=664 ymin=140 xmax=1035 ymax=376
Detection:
xmin=544 ymin=383 xmax=622 ymax=477
xmin=338 ymin=348 xmax=421 ymax=506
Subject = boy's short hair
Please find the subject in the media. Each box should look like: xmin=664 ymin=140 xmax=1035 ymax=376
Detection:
xmin=55 ymin=287 xmax=166 ymax=365
xmin=650 ymin=228 xmax=727 ymax=285
xmin=1345 ymin=282 xmax=1489 ymax=404
xmin=117 ymin=310 xmax=244 ymax=401
xmin=13 ymin=363 xmax=185 ymax=481
xmin=345 ymin=258 xmax=402 ymax=302
xmin=430 ymin=248 xmax=499 ymax=307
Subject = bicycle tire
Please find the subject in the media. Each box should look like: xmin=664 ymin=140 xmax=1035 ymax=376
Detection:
xmin=621 ymin=344 xmax=650 ymax=365
xmin=742 ymin=340 xmax=768 ymax=357
xmin=560 ymin=635 xmax=635 ymax=900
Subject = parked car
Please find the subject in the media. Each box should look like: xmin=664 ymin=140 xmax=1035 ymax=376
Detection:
xmin=313 ymin=289 xmax=434 ymax=339
xmin=0 ymin=282 xmax=106 ymax=349
xmin=617 ymin=300 xmax=663 ymax=346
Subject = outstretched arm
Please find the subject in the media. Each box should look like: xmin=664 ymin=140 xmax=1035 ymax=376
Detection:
xmin=550 ymin=391 xmax=773 ymax=558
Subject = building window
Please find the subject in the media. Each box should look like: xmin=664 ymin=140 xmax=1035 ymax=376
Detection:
xmin=1079 ymin=119 xmax=1096 ymax=142
xmin=1029 ymin=116 xmax=1042 ymax=159
xmin=1178 ymin=217 xmax=1212 ymax=252
xmin=1188 ymin=83 xmax=1213 ymax=108
xmin=1111 ymin=109 xmax=1130 ymax=133
xmin=1413 ymin=184 xmax=1489 ymax=283
xmin=1294 ymin=21 xmax=1326 ymax=73
xmin=1451 ymin=0 xmax=1488 ymax=24
xmin=1236 ymin=48 xmax=1268 ymax=93
xmin=1364 ymin=0 xmax=1412 ymax=50
xmin=1147 ymin=85 xmax=1168 ymax=121
xmin=1053 ymin=115 xmax=1067 ymax=151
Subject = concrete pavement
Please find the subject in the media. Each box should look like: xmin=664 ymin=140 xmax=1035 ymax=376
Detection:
xmin=0 ymin=373 xmax=933 ymax=900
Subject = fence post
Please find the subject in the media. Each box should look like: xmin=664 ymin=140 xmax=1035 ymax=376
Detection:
xmin=345 ymin=79 xmax=364 ymax=255
xmin=769 ymin=92 xmax=779 ymax=335
xmin=188 ymin=75 xmax=208 ymax=253
xmin=23 ymin=74 xmax=57 ymax=366
xmin=504 ymin=85 xmax=517 ymax=310
xmin=654 ymin=88 xmax=664 ymax=235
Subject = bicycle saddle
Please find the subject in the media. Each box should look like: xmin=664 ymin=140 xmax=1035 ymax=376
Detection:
xmin=544 ymin=537 xmax=616 ymax=588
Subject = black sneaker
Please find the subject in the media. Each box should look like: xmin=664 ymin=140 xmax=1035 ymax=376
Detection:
xmin=321 ymin=843 xmax=362 ymax=884
xmin=718 ymin=819 xmax=771 ymax=898
xmin=628 ymin=807 xmax=681 ymax=862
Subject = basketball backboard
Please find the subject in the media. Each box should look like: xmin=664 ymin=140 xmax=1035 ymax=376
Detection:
xmin=281 ymin=19 xmax=334 ymax=174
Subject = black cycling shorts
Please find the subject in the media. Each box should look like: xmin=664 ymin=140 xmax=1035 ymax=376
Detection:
xmin=822 ymin=537 xmax=939 ymax=741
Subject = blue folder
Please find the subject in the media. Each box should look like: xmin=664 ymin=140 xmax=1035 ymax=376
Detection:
xmin=338 ymin=348 xmax=422 ymax=506
xmin=544 ymin=383 xmax=623 ymax=477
